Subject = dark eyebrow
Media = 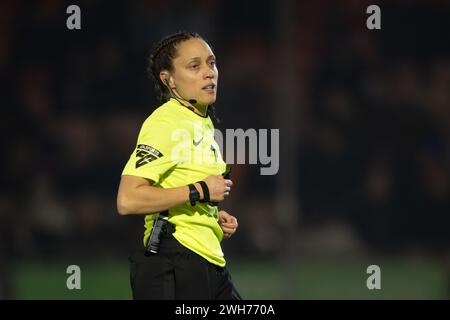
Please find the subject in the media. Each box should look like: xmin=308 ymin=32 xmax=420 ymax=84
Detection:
xmin=187 ymin=57 xmax=201 ymax=63
xmin=187 ymin=55 xmax=216 ymax=63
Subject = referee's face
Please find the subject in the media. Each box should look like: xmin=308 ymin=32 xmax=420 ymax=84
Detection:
xmin=170 ymin=38 xmax=218 ymax=106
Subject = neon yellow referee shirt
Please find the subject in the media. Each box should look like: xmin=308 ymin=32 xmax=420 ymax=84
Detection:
xmin=122 ymin=98 xmax=227 ymax=267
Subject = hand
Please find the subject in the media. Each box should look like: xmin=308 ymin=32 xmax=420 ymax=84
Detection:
xmin=219 ymin=210 xmax=238 ymax=239
xmin=203 ymin=175 xmax=233 ymax=202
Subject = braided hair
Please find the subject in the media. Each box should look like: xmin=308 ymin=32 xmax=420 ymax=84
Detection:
xmin=147 ymin=31 xmax=220 ymax=124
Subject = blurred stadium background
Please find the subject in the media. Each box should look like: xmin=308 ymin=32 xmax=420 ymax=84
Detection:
xmin=1 ymin=0 xmax=450 ymax=299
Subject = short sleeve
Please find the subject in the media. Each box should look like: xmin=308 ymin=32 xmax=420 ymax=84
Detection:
xmin=121 ymin=118 xmax=177 ymax=184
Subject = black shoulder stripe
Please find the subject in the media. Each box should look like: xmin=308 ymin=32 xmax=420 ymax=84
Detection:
xmin=137 ymin=144 xmax=163 ymax=157
xmin=135 ymin=151 xmax=158 ymax=168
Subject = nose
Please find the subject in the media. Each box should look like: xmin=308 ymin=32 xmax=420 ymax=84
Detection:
xmin=204 ymin=65 xmax=216 ymax=79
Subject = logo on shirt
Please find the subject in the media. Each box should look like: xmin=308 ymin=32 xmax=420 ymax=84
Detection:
xmin=135 ymin=144 xmax=163 ymax=168
xmin=193 ymin=136 xmax=204 ymax=146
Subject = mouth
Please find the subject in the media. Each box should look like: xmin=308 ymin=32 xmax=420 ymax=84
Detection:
xmin=202 ymin=83 xmax=216 ymax=93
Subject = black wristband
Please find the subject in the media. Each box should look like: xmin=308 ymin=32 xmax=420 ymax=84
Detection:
xmin=188 ymin=184 xmax=200 ymax=206
xmin=197 ymin=181 xmax=210 ymax=202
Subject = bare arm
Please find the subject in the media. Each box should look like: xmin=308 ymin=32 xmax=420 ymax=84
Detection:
xmin=117 ymin=175 xmax=195 ymax=215
xmin=116 ymin=175 xmax=232 ymax=215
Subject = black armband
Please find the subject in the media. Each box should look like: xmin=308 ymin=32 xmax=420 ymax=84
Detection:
xmin=197 ymin=181 xmax=210 ymax=202
xmin=188 ymin=184 xmax=200 ymax=206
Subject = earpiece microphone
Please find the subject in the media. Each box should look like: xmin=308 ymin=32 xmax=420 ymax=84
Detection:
xmin=163 ymin=77 xmax=198 ymax=107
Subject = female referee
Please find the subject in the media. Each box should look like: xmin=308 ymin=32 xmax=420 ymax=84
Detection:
xmin=116 ymin=32 xmax=242 ymax=300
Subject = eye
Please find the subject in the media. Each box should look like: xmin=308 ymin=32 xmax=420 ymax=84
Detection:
xmin=190 ymin=64 xmax=199 ymax=70
xmin=209 ymin=60 xmax=216 ymax=67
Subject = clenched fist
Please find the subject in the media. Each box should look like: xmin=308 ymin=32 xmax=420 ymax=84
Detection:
xmin=219 ymin=210 xmax=238 ymax=239
xmin=203 ymin=175 xmax=233 ymax=202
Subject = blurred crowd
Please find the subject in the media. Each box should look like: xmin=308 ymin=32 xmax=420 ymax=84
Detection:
xmin=1 ymin=1 xmax=450 ymax=297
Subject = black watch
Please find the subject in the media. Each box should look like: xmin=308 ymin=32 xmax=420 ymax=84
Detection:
xmin=188 ymin=184 xmax=200 ymax=206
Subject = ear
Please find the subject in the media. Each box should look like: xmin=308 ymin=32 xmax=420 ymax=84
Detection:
xmin=159 ymin=71 xmax=174 ymax=88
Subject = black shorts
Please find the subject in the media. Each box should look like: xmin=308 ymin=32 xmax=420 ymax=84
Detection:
xmin=128 ymin=233 xmax=242 ymax=300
